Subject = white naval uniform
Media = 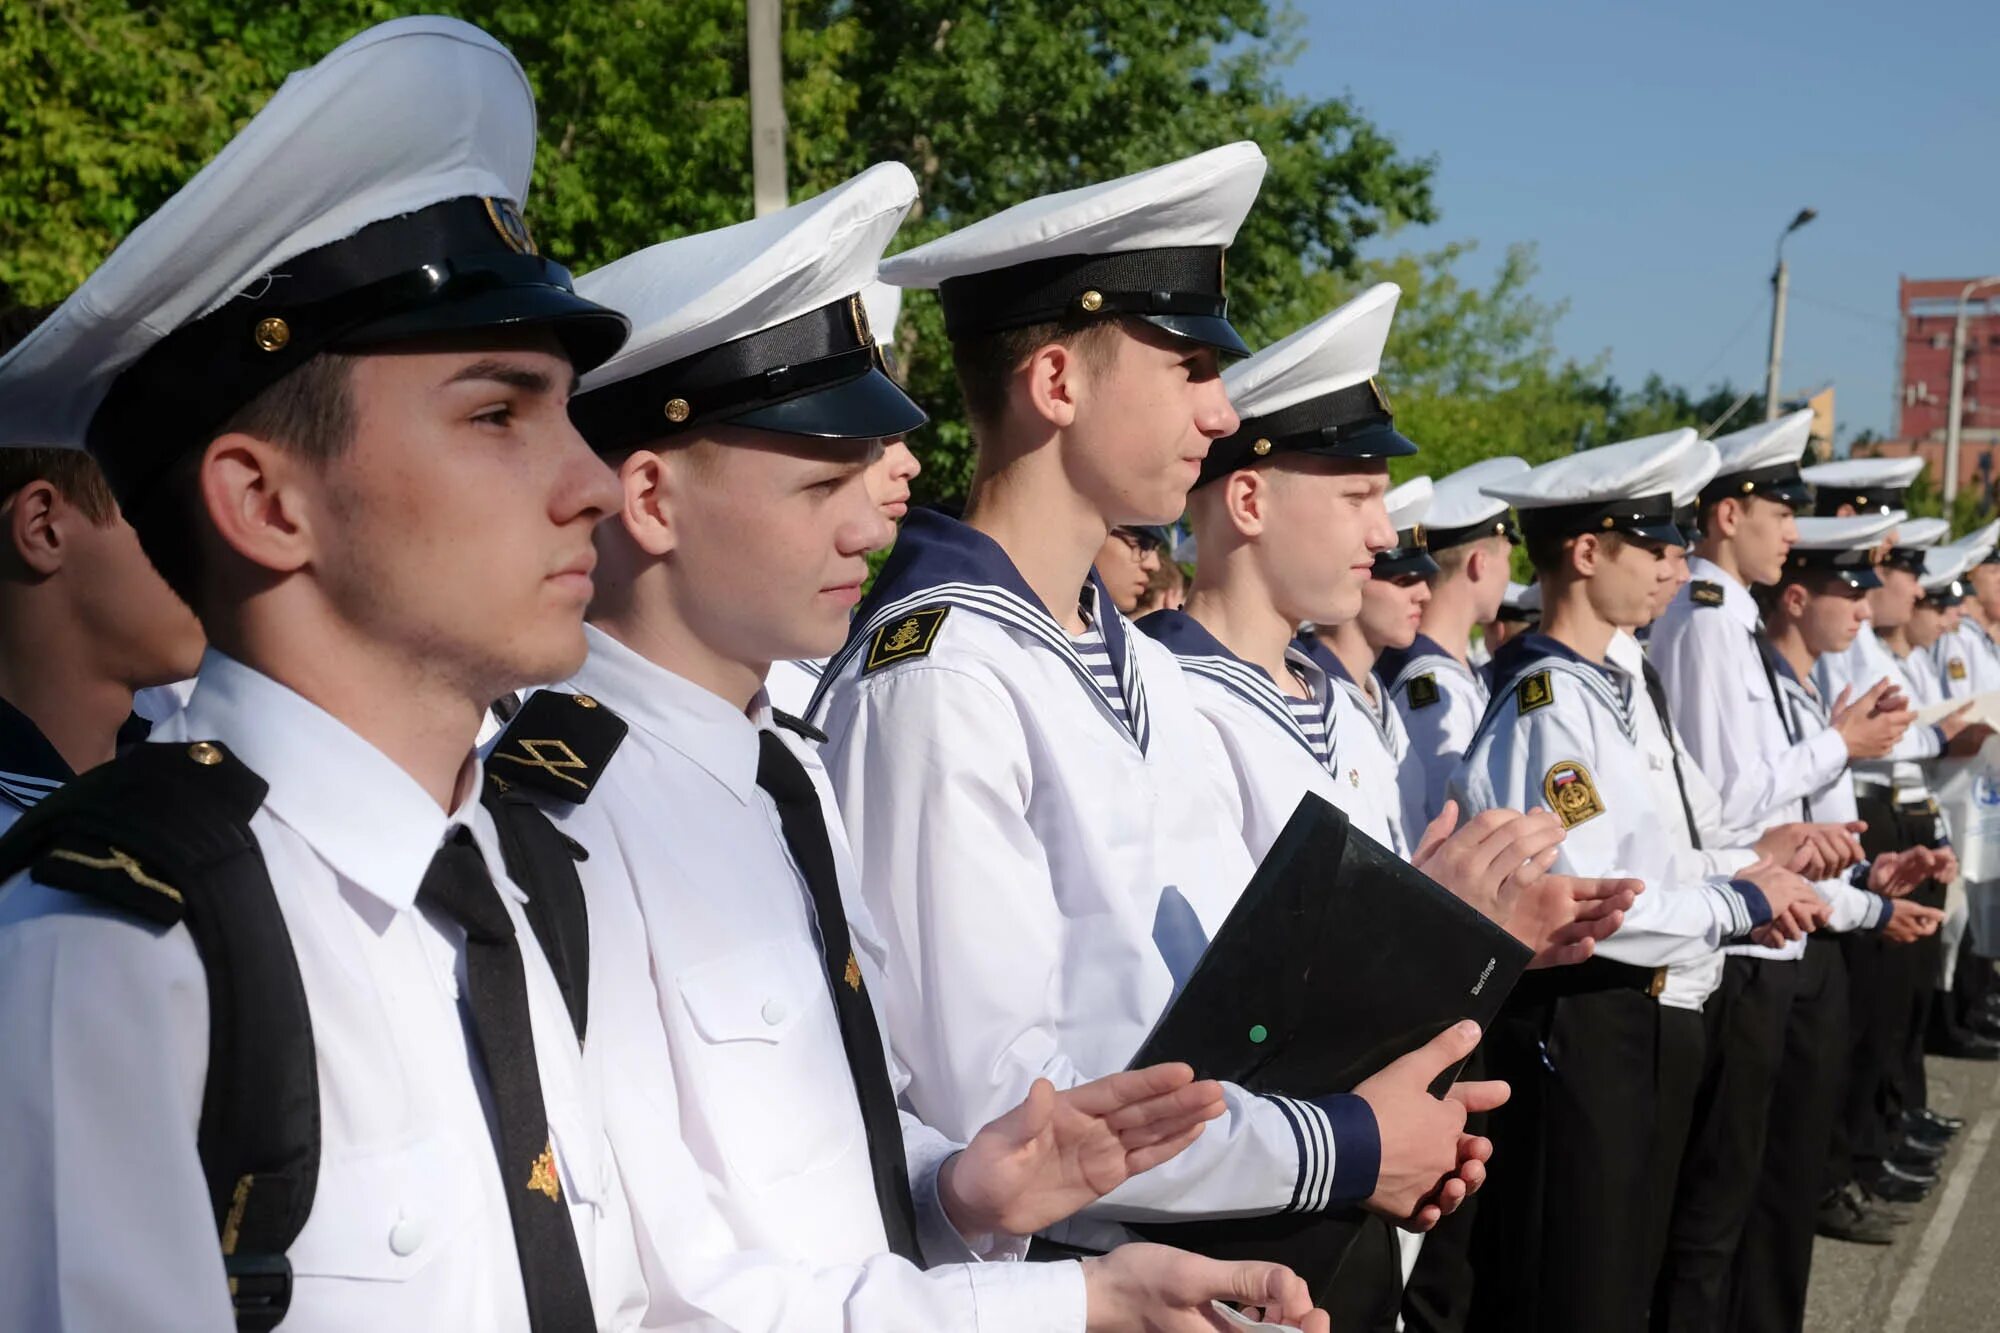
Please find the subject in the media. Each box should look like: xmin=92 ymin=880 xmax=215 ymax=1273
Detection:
xmin=0 ymin=652 xmax=646 ymax=1333
xmin=1605 ymin=630 xmax=1756 ymax=1008
xmin=1938 ymin=618 xmax=2000 ymax=697
xmin=1816 ymin=622 xmax=1947 ymax=805
xmin=533 ymin=626 xmax=1083 ymax=1331
xmin=764 ymin=657 xmax=829 ymax=719
xmin=811 ymin=511 xmax=1381 ymax=1253
xmin=1137 ymin=611 xmax=1377 ymax=860
xmin=1763 ymin=654 xmax=1892 ymax=932
xmin=1648 ymin=560 xmax=1851 ymax=831
xmin=1295 ymin=632 xmax=1412 ymax=857
xmin=1449 ymin=634 xmax=1775 ymax=967
xmin=1379 ymin=634 xmax=1488 ymax=844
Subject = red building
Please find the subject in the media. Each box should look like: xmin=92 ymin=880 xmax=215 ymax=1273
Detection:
xmin=1893 ymin=278 xmax=2000 ymax=493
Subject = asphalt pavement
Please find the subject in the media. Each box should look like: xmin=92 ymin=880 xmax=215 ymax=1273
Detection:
xmin=1805 ymin=1052 xmax=2000 ymax=1332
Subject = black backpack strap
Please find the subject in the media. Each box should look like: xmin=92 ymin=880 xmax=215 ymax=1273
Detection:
xmin=0 ymin=740 xmax=312 ymax=1331
xmin=483 ymin=688 xmax=631 ymax=1044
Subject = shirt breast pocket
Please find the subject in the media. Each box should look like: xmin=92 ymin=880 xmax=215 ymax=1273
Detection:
xmin=287 ymin=1136 xmax=479 ymax=1284
xmin=676 ymin=939 xmax=861 ymax=1190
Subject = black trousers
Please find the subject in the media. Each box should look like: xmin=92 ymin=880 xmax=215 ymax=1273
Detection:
xmin=1400 ymin=1046 xmax=1486 ymax=1333
xmin=1653 ymin=955 xmax=1797 ymax=1333
xmin=1321 ymin=1216 xmax=1403 ymax=1333
xmin=1468 ymin=977 xmax=1698 ymax=1333
xmin=1948 ymin=944 xmax=1999 ymax=1031
xmin=1729 ymin=936 xmax=1848 ymax=1333
xmin=1834 ymin=929 xmax=1901 ymax=1173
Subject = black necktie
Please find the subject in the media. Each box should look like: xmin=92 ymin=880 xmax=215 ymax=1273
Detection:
xmin=419 ymin=828 xmax=595 ymax=1329
xmin=1639 ymin=656 xmax=1704 ymax=850
xmin=755 ymin=730 xmax=924 ymax=1265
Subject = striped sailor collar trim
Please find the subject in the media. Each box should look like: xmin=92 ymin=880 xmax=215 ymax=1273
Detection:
xmin=1376 ymin=632 xmax=1468 ymax=689
xmin=1138 ymin=608 xmax=1332 ymax=760
xmin=0 ymin=692 xmax=74 ymax=806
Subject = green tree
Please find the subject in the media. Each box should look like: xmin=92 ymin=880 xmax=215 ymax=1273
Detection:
xmin=2 ymin=0 xmax=1438 ymax=499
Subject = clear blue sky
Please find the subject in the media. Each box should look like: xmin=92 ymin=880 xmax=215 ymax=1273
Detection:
xmin=1286 ymin=0 xmax=2000 ymax=445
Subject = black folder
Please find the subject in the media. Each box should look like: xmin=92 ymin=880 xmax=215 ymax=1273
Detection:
xmin=1126 ymin=792 xmax=1533 ymax=1291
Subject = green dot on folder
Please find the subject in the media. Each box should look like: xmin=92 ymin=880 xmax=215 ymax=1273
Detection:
xmin=1248 ymin=1024 xmax=1268 ymax=1044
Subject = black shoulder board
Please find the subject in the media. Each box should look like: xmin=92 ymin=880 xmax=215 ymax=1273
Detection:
xmin=1517 ymin=669 xmax=1556 ymax=715
xmin=772 ymin=709 xmax=828 ymax=744
xmin=0 ymin=740 xmax=268 ymax=931
xmin=1690 ymin=580 xmax=1725 ymax=608
xmin=864 ymin=606 xmax=950 ymax=674
xmin=1406 ymin=673 xmax=1441 ymax=709
xmin=486 ymin=689 xmax=629 ymax=804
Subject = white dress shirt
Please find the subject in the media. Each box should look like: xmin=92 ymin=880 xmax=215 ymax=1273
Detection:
xmin=1450 ymin=634 xmax=1773 ymax=968
xmin=1816 ymin=622 xmax=1946 ymax=802
xmin=1380 ymin=634 xmax=1489 ymax=841
xmin=0 ymin=651 xmax=646 ymax=1333
xmin=763 ymin=657 xmax=828 ymax=718
xmin=1648 ymin=558 xmax=1850 ymax=829
xmin=536 ymin=625 xmax=1084 ymax=1331
xmin=811 ymin=511 xmax=1380 ymax=1253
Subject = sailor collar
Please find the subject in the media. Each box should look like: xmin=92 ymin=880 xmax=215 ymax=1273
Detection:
xmin=818 ymin=507 xmax=1151 ymax=751
xmin=1376 ymin=632 xmax=1469 ymax=691
xmin=1139 ymin=609 xmax=1335 ymax=764
xmin=0 ymin=692 xmax=75 ymax=813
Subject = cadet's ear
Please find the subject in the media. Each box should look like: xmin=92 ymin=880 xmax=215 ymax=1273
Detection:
xmin=616 ymin=448 xmax=678 ymax=558
xmin=1568 ymin=531 xmax=1601 ymax=578
xmin=1020 ymin=339 xmax=1082 ymax=432
xmin=199 ymin=431 xmax=315 ymax=577
xmin=4 ymin=479 xmax=64 ymax=576
xmin=1222 ymin=466 xmax=1269 ymax=539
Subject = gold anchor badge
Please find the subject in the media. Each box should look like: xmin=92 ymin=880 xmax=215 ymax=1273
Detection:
xmin=883 ymin=619 xmax=922 ymax=652
xmin=527 ymin=1140 xmax=561 ymax=1202
xmin=864 ymin=606 xmax=950 ymax=672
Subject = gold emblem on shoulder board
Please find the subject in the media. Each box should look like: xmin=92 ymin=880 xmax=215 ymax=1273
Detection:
xmin=495 ymin=738 xmax=589 ymax=790
xmin=864 ymin=606 xmax=951 ymax=673
xmin=1518 ymin=670 xmax=1555 ymax=714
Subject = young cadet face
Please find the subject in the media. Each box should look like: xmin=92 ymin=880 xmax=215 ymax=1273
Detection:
xmin=644 ymin=429 xmax=893 ymax=665
xmin=1093 ymin=527 xmax=1162 ymax=615
xmin=294 ymin=331 xmax=618 ymax=699
xmin=1649 ymin=541 xmax=1693 ymax=620
xmin=868 ymin=438 xmax=921 ymax=522
xmin=1258 ymin=457 xmax=1393 ymax=627
xmin=1722 ymin=494 xmax=1799 ymax=585
xmin=1973 ymin=564 xmax=2000 ymax=623
xmin=1867 ymin=566 xmax=1922 ymax=632
xmin=1908 ymin=600 xmax=1949 ymax=650
xmin=1068 ymin=322 xmax=1238 ymax=524
xmin=1583 ymin=532 xmax=1674 ymax=629
xmin=1357 ymin=571 xmax=1431 ymax=650
xmin=1797 ymin=581 xmax=1870 ymax=656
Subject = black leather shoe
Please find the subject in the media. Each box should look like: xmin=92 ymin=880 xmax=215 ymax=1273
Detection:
xmin=1816 ymin=1188 xmax=1896 ymax=1244
xmin=1972 ymin=1012 xmax=2000 ymax=1041
xmin=1896 ymin=1134 xmax=1948 ymax=1164
xmin=1917 ymin=1108 xmax=1968 ymax=1134
xmin=1881 ymin=1158 xmax=1939 ymax=1187
xmin=1930 ymin=1032 xmax=2000 ymax=1061
xmin=1903 ymin=1112 xmax=1957 ymax=1147
xmin=1850 ymin=1180 xmax=1915 ymax=1224
xmin=1860 ymin=1166 xmax=1931 ymax=1204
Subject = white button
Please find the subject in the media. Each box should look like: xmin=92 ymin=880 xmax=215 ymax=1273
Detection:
xmin=389 ymin=1218 xmax=424 ymax=1256
xmin=761 ymin=998 xmax=788 ymax=1026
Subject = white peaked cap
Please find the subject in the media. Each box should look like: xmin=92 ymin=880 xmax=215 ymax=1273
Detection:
xmin=1801 ymin=456 xmax=1925 ymax=488
xmin=1387 ymin=476 xmax=1434 ymax=532
xmin=1712 ymin=408 xmax=1814 ymax=477
xmin=0 ymin=17 xmax=543 ymax=451
xmin=1485 ymin=428 xmax=1702 ymax=510
xmin=1893 ymin=517 xmax=1951 ymax=548
xmin=1674 ymin=437 xmax=1722 ymax=508
xmin=1223 ymin=284 xmax=1399 ymax=418
xmin=879 ymin=143 xmax=1266 ymax=290
xmin=579 ymin=163 xmax=918 ymax=391
xmin=1428 ymin=456 xmax=1530 ymax=532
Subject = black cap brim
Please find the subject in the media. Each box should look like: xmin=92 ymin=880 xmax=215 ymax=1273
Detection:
xmin=1373 ymin=551 xmax=1440 ymax=579
xmin=1839 ymin=567 xmax=1883 ymax=591
xmin=726 ymin=366 xmax=928 ymax=440
xmin=344 ymin=283 xmax=631 ymax=377
xmin=1138 ymin=311 xmax=1251 ymax=358
xmin=1628 ymin=519 xmax=1689 ymax=548
xmin=1295 ymin=417 xmax=1420 ymax=461
xmin=1764 ymin=479 xmax=1814 ymax=511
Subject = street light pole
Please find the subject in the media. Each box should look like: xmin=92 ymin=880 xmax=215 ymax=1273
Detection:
xmin=747 ymin=0 xmax=787 ymax=217
xmin=1764 ymin=207 xmax=1817 ymax=421
xmin=1943 ymin=274 xmax=2000 ymax=508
